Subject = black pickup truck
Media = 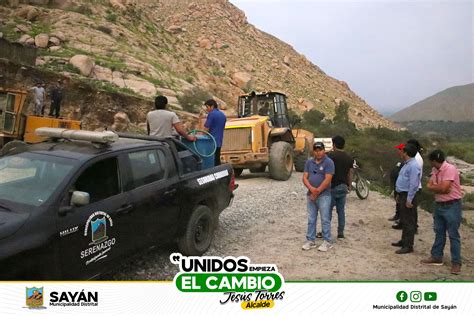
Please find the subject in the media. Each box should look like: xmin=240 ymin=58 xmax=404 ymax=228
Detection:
xmin=0 ymin=130 xmax=235 ymax=280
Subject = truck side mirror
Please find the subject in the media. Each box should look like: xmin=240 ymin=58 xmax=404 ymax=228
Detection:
xmin=70 ymin=191 xmax=90 ymax=206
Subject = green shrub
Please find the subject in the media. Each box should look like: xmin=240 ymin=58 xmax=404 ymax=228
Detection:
xmin=29 ymin=22 xmax=52 ymax=37
xmin=287 ymin=108 xmax=302 ymax=127
xmin=106 ymin=13 xmax=118 ymax=23
xmin=211 ymin=67 xmax=225 ymax=77
xmin=63 ymin=63 xmax=81 ymax=74
xmin=443 ymin=140 xmax=474 ymax=164
xmin=177 ymin=87 xmax=211 ymax=114
xmin=303 ymin=109 xmax=325 ymax=126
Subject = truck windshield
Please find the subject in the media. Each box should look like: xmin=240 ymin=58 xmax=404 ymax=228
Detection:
xmin=0 ymin=152 xmax=76 ymax=207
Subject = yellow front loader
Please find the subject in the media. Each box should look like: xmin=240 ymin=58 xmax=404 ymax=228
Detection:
xmin=0 ymin=87 xmax=81 ymax=154
xmin=220 ymin=92 xmax=313 ymax=180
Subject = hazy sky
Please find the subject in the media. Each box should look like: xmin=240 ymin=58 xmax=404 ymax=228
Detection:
xmin=229 ymin=0 xmax=473 ymax=115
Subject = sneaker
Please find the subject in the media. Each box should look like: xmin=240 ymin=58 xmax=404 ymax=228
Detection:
xmin=420 ymin=257 xmax=443 ymax=266
xmin=451 ymin=263 xmax=461 ymax=275
xmin=318 ymin=240 xmax=333 ymax=252
xmin=316 ymin=232 xmax=323 ymax=238
xmin=302 ymin=240 xmax=317 ymax=250
xmin=337 ymin=233 xmax=345 ymax=238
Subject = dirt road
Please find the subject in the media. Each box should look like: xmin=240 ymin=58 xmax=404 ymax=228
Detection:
xmin=112 ymin=170 xmax=473 ymax=281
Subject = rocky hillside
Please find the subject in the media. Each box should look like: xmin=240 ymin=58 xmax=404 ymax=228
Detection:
xmin=0 ymin=0 xmax=397 ymax=130
xmin=391 ymin=83 xmax=474 ymax=122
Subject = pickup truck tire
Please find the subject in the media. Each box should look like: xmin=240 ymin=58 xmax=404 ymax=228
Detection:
xmin=269 ymin=141 xmax=293 ymax=181
xmin=233 ymin=168 xmax=243 ymax=177
xmin=178 ymin=205 xmax=215 ymax=256
xmin=249 ymin=165 xmax=266 ymax=173
xmin=294 ymin=139 xmax=309 ymax=172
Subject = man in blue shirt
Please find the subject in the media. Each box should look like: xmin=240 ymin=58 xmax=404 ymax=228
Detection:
xmin=302 ymin=142 xmax=335 ymax=252
xmin=392 ymin=143 xmax=421 ymax=254
xmin=204 ymin=99 xmax=227 ymax=166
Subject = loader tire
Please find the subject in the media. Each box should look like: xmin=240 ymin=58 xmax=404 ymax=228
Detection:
xmin=294 ymin=139 xmax=310 ymax=172
xmin=268 ymin=141 xmax=293 ymax=181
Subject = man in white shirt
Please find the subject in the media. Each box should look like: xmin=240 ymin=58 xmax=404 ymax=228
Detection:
xmin=407 ymin=139 xmax=423 ymax=233
xmin=146 ymin=95 xmax=196 ymax=141
xmin=30 ymin=82 xmax=46 ymax=116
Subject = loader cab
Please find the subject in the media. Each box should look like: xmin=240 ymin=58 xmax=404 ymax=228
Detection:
xmin=0 ymin=92 xmax=17 ymax=134
xmin=237 ymin=92 xmax=291 ymax=128
xmin=0 ymin=89 xmax=27 ymax=139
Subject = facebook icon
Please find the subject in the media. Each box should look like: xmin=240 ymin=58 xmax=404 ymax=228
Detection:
xmin=396 ymin=291 xmax=408 ymax=302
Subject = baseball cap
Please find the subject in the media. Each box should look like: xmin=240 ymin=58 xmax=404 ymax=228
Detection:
xmin=313 ymin=141 xmax=325 ymax=150
xmin=394 ymin=143 xmax=405 ymax=150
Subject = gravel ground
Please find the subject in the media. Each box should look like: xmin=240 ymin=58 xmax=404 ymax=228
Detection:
xmin=109 ymin=169 xmax=474 ymax=281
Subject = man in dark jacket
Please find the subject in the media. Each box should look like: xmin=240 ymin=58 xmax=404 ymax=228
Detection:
xmin=327 ymin=135 xmax=353 ymax=238
xmin=49 ymin=80 xmax=63 ymax=118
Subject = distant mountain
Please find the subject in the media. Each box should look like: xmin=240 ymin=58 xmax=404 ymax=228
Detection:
xmin=390 ymin=83 xmax=474 ymax=122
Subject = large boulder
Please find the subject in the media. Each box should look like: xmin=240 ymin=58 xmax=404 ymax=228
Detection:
xmin=50 ymin=30 xmax=66 ymax=42
xmin=17 ymin=34 xmax=32 ymax=44
xmin=26 ymin=38 xmax=36 ymax=46
xmin=49 ymin=45 xmax=62 ymax=52
xmin=16 ymin=6 xmax=40 ymax=21
xmin=16 ymin=6 xmax=31 ymax=18
xmin=26 ymin=7 xmax=40 ymax=20
xmin=49 ymin=36 xmax=61 ymax=46
xmin=231 ymin=72 xmax=252 ymax=90
xmin=34 ymin=33 xmax=49 ymax=48
xmin=69 ymin=54 xmax=95 ymax=76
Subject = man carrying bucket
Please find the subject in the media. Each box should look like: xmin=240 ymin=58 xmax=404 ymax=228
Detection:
xmin=203 ymin=99 xmax=226 ymax=166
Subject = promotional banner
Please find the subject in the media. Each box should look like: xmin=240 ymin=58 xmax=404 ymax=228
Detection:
xmin=0 ymin=254 xmax=472 ymax=315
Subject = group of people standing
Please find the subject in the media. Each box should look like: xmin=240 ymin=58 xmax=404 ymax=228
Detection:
xmin=302 ymin=136 xmax=464 ymax=275
xmin=30 ymin=80 xmax=64 ymax=118
xmin=390 ymin=140 xmax=463 ymax=274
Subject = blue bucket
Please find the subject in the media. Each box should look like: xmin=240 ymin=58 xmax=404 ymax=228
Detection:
xmin=181 ymin=135 xmax=215 ymax=169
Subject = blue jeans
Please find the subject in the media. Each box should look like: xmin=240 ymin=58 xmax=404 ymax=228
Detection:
xmin=330 ymin=183 xmax=348 ymax=234
xmin=431 ymin=201 xmax=462 ymax=264
xmin=306 ymin=193 xmax=332 ymax=242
